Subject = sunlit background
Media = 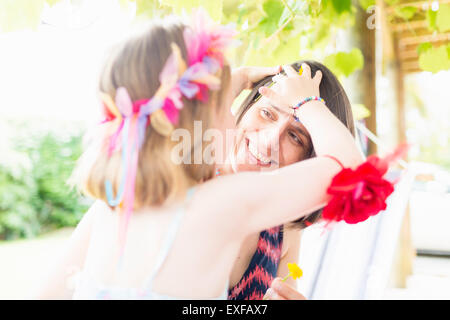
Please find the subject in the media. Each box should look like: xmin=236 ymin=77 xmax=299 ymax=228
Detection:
xmin=0 ymin=0 xmax=449 ymax=299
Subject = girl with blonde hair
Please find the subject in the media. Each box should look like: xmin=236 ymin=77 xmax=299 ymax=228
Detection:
xmin=33 ymin=11 xmax=365 ymax=299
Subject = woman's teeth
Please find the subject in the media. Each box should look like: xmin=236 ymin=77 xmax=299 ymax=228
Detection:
xmin=248 ymin=141 xmax=271 ymax=164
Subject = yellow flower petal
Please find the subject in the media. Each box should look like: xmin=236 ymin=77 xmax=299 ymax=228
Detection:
xmin=287 ymin=263 xmax=303 ymax=280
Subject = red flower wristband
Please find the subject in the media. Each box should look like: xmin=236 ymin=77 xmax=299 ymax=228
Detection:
xmin=322 ymin=144 xmax=408 ymax=225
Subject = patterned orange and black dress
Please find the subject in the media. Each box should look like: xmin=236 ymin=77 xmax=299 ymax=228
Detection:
xmin=228 ymin=225 xmax=284 ymax=300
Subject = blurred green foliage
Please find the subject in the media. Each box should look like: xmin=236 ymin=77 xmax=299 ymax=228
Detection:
xmin=0 ymin=0 xmax=448 ymax=73
xmin=418 ymin=4 xmax=450 ymax=73
xmin=324 ymin=48 xmax=364 ymax=77
xmin=419 ymin=44 xmax=450 ymax=73
xmin=0 ymin=0 xmax=366 ymax=75
xmin=0 ymin=121 xmax=90 ymax=240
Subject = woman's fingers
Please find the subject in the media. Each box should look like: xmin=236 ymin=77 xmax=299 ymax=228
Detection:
xmin=258 ymin=86 xmax=290 ymax=108
xmin=283 ymin=64 xmax=298 ymax=78
xmin=272 ymin=65 xmax=283 ymax=74
xmin=251 ymin=65 xmax=282 ymax=81
xmin=271 ymin=73 xmax=286 ymax=83
xmin=313 ymin=70 xmax=323 ymax=86
xmin=262 ymin=63 xmax=322 ymax=107
xmin=300 ymin=63 xmax=312 ymax=79
xmin=235 ymin=66 xmax=282 ymax=91
xmin=263 ymin=288 xmax=287 ymax=300
xmin=271 ymin=278 xmax=307 ymax=300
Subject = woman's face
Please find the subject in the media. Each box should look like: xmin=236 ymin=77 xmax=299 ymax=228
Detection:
xmin=233 ymin=83 xmax=312 ymax=172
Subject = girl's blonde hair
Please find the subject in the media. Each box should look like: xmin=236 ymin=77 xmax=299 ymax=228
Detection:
xmin=73 ymin=18 xmax=231 ymax=208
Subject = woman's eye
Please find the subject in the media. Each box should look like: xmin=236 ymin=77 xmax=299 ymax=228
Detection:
xmin=260 ymin=108 xmax=274 ymax=120
xmin=289 ymin=131 xmax=303 ymax=146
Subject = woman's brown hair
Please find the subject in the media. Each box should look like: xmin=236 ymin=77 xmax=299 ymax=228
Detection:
xmin=235 ymin=60 xmax=355 ymax=229
xmin=72 ymin=18 xmax=231 ymax=208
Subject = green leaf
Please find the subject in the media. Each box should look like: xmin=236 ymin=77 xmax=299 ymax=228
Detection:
xmin=427 ymin=9 xmax=437 ymax=31
xmin=436 ymin=4 xmax=450 ymax=32
xmin=258 ymin=0 xmax=284 ymax=36
xmin=419 ymin=45 xmax=450 ymax=73
xmin=319 ymin=0 xmax=354 ymax=28
xmin=417 ymin=42 xmax=432 ymax=55
xmin=324 ymin=48 xmax=364 ymax=77
xmin=394 ymin=6 xmax=417 ymax=20
xmin=358 ymin=0 xmax=375 ymax=11
xmin=263 ymin=0 xmax=284 ymax=16
xmin=331 ymin=0 xmax=352 ymax=14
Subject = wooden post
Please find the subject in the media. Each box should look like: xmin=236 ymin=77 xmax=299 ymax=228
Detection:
xmin=393 ymin=37 xmax=408 ymax=147
xmin=390 ymin=29 xmax=413 ymax=291
xmin=356 ymin=6 xmax=378 ymax=155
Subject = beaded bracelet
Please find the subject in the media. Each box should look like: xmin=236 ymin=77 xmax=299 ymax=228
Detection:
xmin=292 ymin=96 xmax=326 ymax=122
xmin=293 ymin=96 xmax=326 ymax=109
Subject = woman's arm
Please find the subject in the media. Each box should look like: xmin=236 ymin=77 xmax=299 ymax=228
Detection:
xmin=230 ymin=66 xmax=281 ymax=99
xmin=207 ymin=106 xmax=362 ymax=235
xmin=29 ymin=200 xmax=102 ymax=299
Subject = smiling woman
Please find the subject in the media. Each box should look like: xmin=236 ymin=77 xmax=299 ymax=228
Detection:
xmin=224 ymin=61 xmax=357 ymax=301
xmin=234 ymin=60 xmax=355 ymax=229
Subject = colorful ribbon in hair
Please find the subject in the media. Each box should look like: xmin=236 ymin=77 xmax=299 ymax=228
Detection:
xmin=99 ymin=8 xmax=237 ymax=257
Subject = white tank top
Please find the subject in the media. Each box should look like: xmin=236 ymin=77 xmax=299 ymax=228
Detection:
xmin=72 ymin=189 xmax=228 ymax=300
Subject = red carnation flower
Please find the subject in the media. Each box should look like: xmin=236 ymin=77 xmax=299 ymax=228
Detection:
xmin=322 ymin=145 xmax=408 ymax=224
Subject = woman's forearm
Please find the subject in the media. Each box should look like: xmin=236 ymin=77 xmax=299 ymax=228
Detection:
xmin=296 ymin=100 xmax=364 ymax=168
xmin=230 ymin=66 xmax=282 ymax=100
xmin=223 ymin=104 xmax=364 ymax=233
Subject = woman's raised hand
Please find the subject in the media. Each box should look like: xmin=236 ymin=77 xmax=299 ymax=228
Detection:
xmin=231 ymin=65 xmax=282 ymax=97
xmin=259 ymin=63 xmax=323 ymax=109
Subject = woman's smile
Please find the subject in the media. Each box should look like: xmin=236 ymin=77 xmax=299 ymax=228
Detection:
xmin=245 ymin=137 xmax=273 ymax=167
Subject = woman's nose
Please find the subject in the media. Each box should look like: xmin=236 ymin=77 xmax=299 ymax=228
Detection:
xmin=264 ymin=116 xmax=292 ymax=154
xmin=256 ymin=124 xmax=284 ymax=157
